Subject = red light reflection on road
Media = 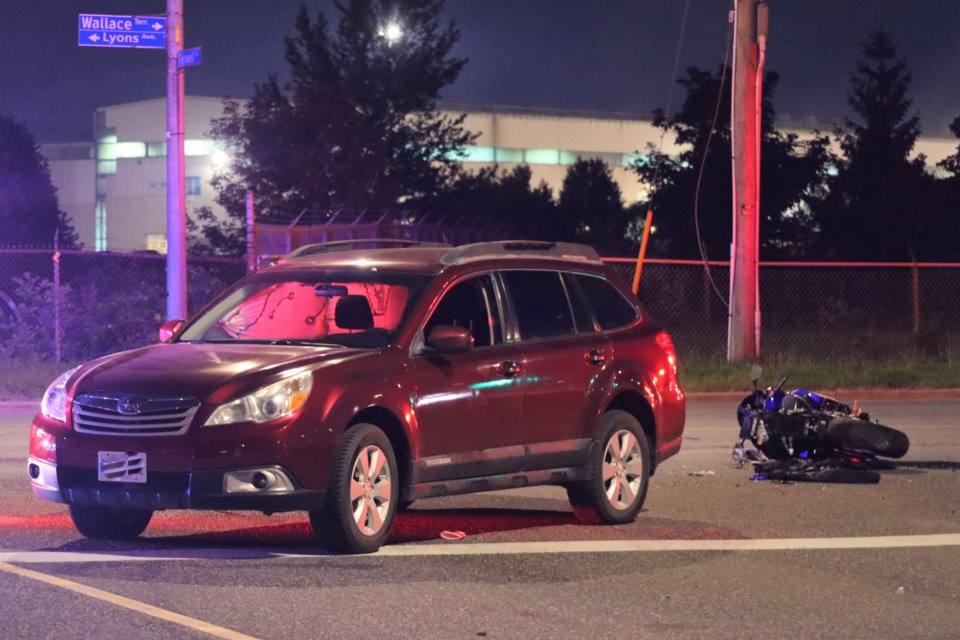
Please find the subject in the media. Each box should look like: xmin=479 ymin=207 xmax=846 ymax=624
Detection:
xmin=0 ymin=508 xmax=579 ymax=546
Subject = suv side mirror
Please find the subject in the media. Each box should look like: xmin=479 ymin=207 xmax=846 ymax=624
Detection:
xmin=426 ymin=325 xmax=474 ymax=353
xmin=159 ymin=319 xmax=185 ymax=343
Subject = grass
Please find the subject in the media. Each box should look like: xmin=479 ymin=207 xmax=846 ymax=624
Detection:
xmin=680 ymin=354 xmax=960 ymax=393
xmin=2 ymin=355 xmax=959 ymax=402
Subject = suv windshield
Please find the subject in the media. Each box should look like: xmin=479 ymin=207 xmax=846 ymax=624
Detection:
xmin=180 ymin=269 xmax=429 ymax=348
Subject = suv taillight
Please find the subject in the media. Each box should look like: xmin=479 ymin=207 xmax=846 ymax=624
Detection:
xmin=656 ymin=331 xmax=678 ymax=377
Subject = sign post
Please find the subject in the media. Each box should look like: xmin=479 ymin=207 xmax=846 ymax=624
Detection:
xmin=78 ymin=8 xmax=191 ymax=321
xmin=165 ymin=0 xmax=188 ymax=321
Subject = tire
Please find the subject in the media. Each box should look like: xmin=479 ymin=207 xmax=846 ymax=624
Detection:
xmin=826 ymin=417 xmax=910 ymax=459
xmin=310 ymin=424 xmax=399 ymax=554
xmin=567 ymin=410 xmax=650 ymax=525
xmin=68 ymin=505 xmax=153 ymax=540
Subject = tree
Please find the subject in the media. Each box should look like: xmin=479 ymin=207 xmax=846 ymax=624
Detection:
xmin=415 ymin=164 xmax=556 ymax=239
xmin=195 ymin=0 xmax=473 ymax=255
xmin=557 ymin=158 xmax=629 ymax=254
xmin=815 ymin=29 xmax=934 ymax=260
xmin=630 ymin=67 xmax=831 ymax=260
xmin=0 ymin=115 xmax=78 ymax=247
xmin=938 ymin=116 xmax=960 ymax=178
xmin=929 ymin=116 xmax=960 ymax=259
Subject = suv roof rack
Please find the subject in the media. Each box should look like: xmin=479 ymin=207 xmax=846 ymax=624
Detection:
xmin=440 ymin=241 xmax=601 ymax=265
xmin=286 ymin=239 xmax=451 ymax=261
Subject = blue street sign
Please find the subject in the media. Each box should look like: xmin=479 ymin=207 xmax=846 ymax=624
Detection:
xmin=177 ymin=47 xmax=202 ymax=69
xmin=78 ymin=14 xmax=166 ymax=49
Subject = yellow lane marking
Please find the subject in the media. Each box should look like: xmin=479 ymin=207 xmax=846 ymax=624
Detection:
xmin=0 ymin=562 xmax=259 ymax=640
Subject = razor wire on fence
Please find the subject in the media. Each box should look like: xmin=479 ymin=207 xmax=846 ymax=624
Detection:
xmin=0 ymin=248 xmax=958 ymax=363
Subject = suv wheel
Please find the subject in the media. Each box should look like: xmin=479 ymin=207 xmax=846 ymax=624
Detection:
xmin=311 ymin=423 xmax=399 ymax=554
xmin=69 ymin=505 xmax=153 ymax=540
xmin=567 ymin=410 xmax=650 ymax=525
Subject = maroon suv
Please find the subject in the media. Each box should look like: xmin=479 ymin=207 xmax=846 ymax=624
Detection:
xmin=28 ymin=240 xmax=685 ymax=553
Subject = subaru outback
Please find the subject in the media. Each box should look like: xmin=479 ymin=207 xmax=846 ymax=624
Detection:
xmin=28 ymin=240 xmax=685 ymax=553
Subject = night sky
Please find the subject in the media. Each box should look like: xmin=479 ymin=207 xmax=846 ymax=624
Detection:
xmin=2 ymin=0 xmax=959 ymax=142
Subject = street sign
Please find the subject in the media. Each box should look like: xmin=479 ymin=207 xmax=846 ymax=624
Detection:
xmin=177 ymin=47 xmax=202 ymax=69
xmin=78 ymin=14 xmax=166 ymax=49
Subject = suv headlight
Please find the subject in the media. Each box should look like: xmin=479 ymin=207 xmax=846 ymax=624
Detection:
xmin=40 ymin=366 xmax=81 ymax=422
xmin=205 ymin=371 xmax=313 ymax=426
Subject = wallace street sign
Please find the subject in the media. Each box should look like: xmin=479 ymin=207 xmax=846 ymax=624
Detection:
xmin=78 ymin=14 xmax=167 ymax=49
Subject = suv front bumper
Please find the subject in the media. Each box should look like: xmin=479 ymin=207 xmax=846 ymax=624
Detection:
xmin=28 ymin=457 xmax=326 ymax=512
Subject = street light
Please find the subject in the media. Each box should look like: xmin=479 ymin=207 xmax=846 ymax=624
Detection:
xmin=378 ymin=22 xmax=403 ymax=45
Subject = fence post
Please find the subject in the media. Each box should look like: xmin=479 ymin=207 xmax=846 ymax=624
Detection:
xmin=908 ymin=246 xmax=920 ymax=336
xmin=53 ymin=232 xmax=62 ymax=363
xmin=912 ymin=262 xmax=920 ymax=336
xmin=245 ymin=190 xmax=256 ymax=272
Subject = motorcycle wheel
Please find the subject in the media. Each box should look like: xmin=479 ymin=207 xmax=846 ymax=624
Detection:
xmin=826 ymin=417 xmax=910 ymax=459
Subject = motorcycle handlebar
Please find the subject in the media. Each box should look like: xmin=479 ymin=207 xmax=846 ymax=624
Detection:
xmin=772 ymin=375 xmax=788 ymax=393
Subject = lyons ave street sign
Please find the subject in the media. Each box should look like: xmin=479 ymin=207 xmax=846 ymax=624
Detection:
xmin=78 ymin=14 xmax=167 ymax=49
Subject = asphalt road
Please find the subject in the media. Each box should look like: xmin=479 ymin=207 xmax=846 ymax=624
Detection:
xmin=2 ymin=397 xmax=959 ymax=640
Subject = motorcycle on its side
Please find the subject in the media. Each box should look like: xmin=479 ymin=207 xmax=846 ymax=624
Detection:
xmin=733 ymin=366 xmax=910 ymax=483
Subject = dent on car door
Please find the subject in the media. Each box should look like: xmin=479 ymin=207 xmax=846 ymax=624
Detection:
xmin=409 ymin=273 xmax=526 ymax=483
xmin=499 ymin=270 xmax=608 ymax=469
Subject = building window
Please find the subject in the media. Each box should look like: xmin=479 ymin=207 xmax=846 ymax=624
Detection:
xmin=95 ymin=201 xmax=107 ymax=252
xmin=146 ymin=234 xmax=168 ymax=254
xmin=524 ymin=149 xmax=561 ymax=165
xmin=184 ymin=139 xmax=214 ymax=156
xmin=146 ymin=142 xmax=166 ymax=157
xmin=186 ymin=176 xmax=202 ymax=196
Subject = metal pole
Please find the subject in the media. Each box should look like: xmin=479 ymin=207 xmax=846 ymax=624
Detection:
xmin=165 ymin=0 xmax=187 ymax=320
xmin=53 ymin=231 xmax=61 ymax=363
xmin=246 ymin=190 xmax=256 ymax=272
xmin=727 ymin=0 xmax=763 ymax=362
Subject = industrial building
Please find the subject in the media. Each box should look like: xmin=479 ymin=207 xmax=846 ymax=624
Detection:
xmin=40 ymin=96 xmax=957 ymax=252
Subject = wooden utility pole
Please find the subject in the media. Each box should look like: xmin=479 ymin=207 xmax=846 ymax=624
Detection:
xmin=728 ymin=0 xmax=768 ymax=362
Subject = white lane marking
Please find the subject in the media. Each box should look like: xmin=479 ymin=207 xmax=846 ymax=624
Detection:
xmin=3 ymin=533 xmax=960 ymax=564
xmin=374 ymin=533 xmax=960 ymax=556
xmin=0 ymin=561 xmax=260 ymax=640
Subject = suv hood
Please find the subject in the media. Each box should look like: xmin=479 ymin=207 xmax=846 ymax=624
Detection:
xmin=71 ymin=342 xmax=364 ymax=402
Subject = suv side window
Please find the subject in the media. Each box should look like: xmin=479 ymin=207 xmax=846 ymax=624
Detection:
xmin=562 ymin=273 xmax=598 ymax=333
xmin=423 ymin=275 xmax=502 ymax=347
xmin=574 ymin=274 xmax=639 ymax=330
xmin=501 ymin=270 xmax=575 ymax=340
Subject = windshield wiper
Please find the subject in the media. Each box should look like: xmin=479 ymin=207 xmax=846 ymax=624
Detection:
xmin=265 ymin=339 xmax=339 ymax=347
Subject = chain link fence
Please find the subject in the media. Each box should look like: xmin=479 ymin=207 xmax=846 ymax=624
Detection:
xmin=0 ymin=249 xmax=245 ymax=362
xmin=605 ymin=258 xmax=960 ymax=361
xmin=1 ymin=248 xmax=958 ymax=363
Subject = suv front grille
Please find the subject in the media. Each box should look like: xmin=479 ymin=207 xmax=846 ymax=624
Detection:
xmin=72 ymin=394 xmax=201 ymax=436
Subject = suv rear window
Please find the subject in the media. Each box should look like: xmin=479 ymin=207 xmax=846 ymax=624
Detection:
xmin=501 ymin=270 xmax=575 ymax=340
xmin=574 ymin=274 xmax=639 ymax=330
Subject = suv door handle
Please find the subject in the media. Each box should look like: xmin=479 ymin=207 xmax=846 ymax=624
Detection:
xmin=496 ymin=360 xmax=522 ymax=378
xmin=585 ymin=349 xmax=607 ymax=365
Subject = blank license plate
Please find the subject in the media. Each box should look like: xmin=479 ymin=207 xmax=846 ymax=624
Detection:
xmin=98 ymin=451 xmax=147 ymax=483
